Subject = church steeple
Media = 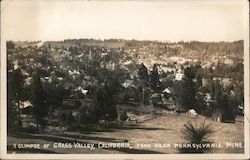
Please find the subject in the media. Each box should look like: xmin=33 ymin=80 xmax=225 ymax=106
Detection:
xmin=88 ymin=49 xmax=93 ymax=61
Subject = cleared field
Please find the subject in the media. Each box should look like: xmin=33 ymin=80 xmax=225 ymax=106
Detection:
xmin=7 ymin=115 xmax=244 ymax=154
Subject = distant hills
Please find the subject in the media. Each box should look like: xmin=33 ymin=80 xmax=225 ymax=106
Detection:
xmin=10 ymin=39 xmax=244 ymax=60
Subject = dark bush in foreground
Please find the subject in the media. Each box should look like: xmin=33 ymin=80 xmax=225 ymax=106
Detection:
xmin=180 ymin=120 xmax=215 ymax=153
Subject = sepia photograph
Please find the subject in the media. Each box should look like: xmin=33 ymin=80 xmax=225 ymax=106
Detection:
xmin=0 ymin=0 xmax=249 ymax=159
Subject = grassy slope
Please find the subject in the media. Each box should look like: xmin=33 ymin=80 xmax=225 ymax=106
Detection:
xmin=7 ymin=115 xmax=244 ymax=154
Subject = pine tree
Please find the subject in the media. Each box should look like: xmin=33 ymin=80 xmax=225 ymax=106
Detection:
xmin=7 ymin=69 xmax=24 ymax=131
xmin=31 ymin=73 xmax=48 ymax=129
xmin=94 ymin=83 xmax=118 ymax=122
xmin=138 ymin=63 xmax=149 ymax=106
xmin=213 ymin=80 xmax=223 ymax=107
xmin=138 ymin=63 xmax=149 ymax=82
xmin=176 ymin=67 xmax=196 ymax=111
xmin=150 ymin=64 xmax=160 ymax=92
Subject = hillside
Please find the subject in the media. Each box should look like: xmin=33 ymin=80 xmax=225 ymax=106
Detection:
xmin=42 ymin=39 xmax=244 ymax=58
xmin=7 ymin=114 xmax=244 ymax=154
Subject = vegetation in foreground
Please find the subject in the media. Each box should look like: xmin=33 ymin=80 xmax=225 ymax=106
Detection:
xmin=180 ymin=120 xmax=215 ymax=153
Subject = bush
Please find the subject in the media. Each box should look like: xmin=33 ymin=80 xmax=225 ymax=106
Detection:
xmin=21 ymin=125 xmax=40 ymax=134
xmin=180 ymin=120 xmax=215 ymax=153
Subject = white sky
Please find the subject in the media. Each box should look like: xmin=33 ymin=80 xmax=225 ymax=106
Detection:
xmin=1 ymin=0 xmax=248 ymax=42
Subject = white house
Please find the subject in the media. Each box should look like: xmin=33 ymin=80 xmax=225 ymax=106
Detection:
xmin=175 ymin=72 xmax=184 ymax=81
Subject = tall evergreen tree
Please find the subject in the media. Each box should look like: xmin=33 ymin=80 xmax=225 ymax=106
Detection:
xmin=138 ymin=63 xmax=149 ymax=82
xmin=31 ymin=73 xmax=48 ymax=129
xmin=94 ymin=83 xmax=118 ymax=122
xmin=7 ymin=69 xmax=24 ymax=131
xmin=176 ymin=67 xmax=196 ymax=111
xmin=138 ymin=63 xmax=149 ymax=106
xmin=150 ymin=64 xmax=160 ymax=92
xmin=213 ymin=80 xmax=223 ymax=107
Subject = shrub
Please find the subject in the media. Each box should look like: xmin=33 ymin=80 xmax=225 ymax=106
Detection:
xmin=21 ymin=125 xmax=40 ymax=134
xmin=180 ymin=120 xmax=215 ymax=153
